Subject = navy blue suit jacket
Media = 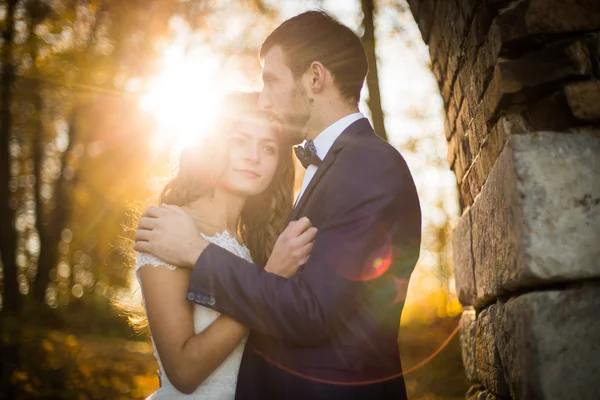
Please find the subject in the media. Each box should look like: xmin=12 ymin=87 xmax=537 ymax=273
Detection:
xmin=188 ymin=118 xmax=421 ymax=399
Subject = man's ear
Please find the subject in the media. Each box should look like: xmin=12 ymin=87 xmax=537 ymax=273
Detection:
xmin=307 ymin=61 xmax=327 ymax=94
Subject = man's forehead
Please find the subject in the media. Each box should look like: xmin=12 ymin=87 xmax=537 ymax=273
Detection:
xmin=261 ymin=46 xmax=287 ymax=72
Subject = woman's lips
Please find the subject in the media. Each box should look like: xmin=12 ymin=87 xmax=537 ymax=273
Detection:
xmin=235 ymin=169 xmax=261 ymax=178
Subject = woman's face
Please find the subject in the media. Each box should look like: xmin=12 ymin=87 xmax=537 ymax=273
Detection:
xmin=220 ymin=114 xmax=280 ymax=197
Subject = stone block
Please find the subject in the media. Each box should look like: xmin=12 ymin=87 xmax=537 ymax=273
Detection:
xmin=446 ymin=0 xmax=466 ymax=49
xmin=451 ymin=68 xmax=464 ymax=113
xmin=447 ymin=133 xmax=457 ymax=168
xmin=460 ymin=178 xmax=474 ymax=207
xmin=457 ymin=0 xmax=478 ymax=35
xmin=467 ymin=126 xmax=480 ymax=160
xmin=479 ymin=119 xmax=507 ymax=174
xmin=466 ymin=383 xmax=502 ymax=400
xmin=431 ymin=60 xmax=444 ymax=87
xmin=454 ymin=147 xmax=466 ymax=185
xmin=459 ymin=307 xmax=477 ymax=382
xmin=428 ymin=20 xmax=443 ymax=68
xmin=480 ymin=66 xmax=508 ymax=125
xmin=440 ymin=70 xmax=453 ymax=107
xmin=475 ymin=304 xmax=510 ymax=396
xmin=458 ymin=132 xmax=474 ymax=174
xmin=521 ymin=90 xmax=578 ymax=130
xmin=430 ymin=0 xmax=450 ymax=70
xmin=456 ymin=98 xmax=473 ymax=138
xmin=494 ymin=0 xmax=600 ymax=44
xmin=591 ymin=32 xmax=600 ymax=72
xmin=471 ymin=122 xmax=600 ymax=304
xmin=496 ymin=39 xmax=592 ymax=93
xmin=564 ymin=81 xmax=600 ymax=121
xmin=409 ymin=0 xmax=437 ymax=44
xmin=466 ymin=156 xmax=482 ymax=200
xmin=445 ymin=49 xmax=461 ymax=92
xmin=471 ymin=137 xmax=523 ymax=305
xmin=480 ymin=38 xmax=590 ymax=131
xmin=447 ymin=96 xmax=459 ymax=135
xmin=444 ymin=114 xmax=452 ymax=142
xmin=472 ymin=106 xmax=489 ymax=151
xmin=453 ymin=210 xmax=476 ymax=306
xmin=496 ymin=283 xmax=600 ymax=400
xmin=464 ymin=5 xmax=495 ymax=71
xmin=470 ymin=22 xmax=502 ymax=103
xmin=508 ymin=131 xmax=600 ymax=289
xmin=473 ymin=154 xmax=490 ymax=192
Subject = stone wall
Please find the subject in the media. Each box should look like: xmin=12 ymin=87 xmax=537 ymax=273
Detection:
xmin=407 ymin=1 xmax=600 ymax=398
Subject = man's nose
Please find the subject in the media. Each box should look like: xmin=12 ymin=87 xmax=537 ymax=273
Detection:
xmin=258 ymin=89 xmax=272 ymax=111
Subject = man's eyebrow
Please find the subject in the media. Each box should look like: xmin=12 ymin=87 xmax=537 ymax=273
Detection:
xmin=261 ymin=71 xmax=277 ymax=81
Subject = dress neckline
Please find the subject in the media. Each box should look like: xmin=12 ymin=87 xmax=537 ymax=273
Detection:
xmin=200 ymin=230 xmax=244 ymax=247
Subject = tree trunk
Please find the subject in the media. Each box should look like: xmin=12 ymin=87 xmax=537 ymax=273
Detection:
xmin=32 ymin=1 xmax=103 ymax=302
xmin=361 ymin=0 xmax=388 ymax=142
xmin=0 ymin=0 xmax=20 ymax=313
xmin=30 ymin=30 xmax=52 ymax=303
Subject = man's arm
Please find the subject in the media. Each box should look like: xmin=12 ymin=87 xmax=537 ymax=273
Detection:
xmin=188 ymin=175 xmax=417 ymax=345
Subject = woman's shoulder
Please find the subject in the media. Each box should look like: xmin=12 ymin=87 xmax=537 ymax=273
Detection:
xmin=136 ymin=252 xmax=178 ymax=272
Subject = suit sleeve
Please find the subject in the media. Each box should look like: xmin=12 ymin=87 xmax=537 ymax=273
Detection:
xmin=188 ymin=165 xmax=415 ymax=345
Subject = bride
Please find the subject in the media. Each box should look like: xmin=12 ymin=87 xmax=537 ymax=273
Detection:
xmin=135 ymin=92 xmax=315 ymax=398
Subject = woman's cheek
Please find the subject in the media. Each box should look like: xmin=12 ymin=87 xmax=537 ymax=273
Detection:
xmin=267 ymin=156 xmax=279 ymax=182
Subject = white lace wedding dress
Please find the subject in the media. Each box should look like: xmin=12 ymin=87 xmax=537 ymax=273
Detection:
xmin=136 ymin=231 xmax=252 ymax=399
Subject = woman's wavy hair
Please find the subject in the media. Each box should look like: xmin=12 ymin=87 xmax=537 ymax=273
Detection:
xmin=119 ymin=92 xmax=295 ymax=334
xmin=158 ymin=91 xmax=295 ymax=266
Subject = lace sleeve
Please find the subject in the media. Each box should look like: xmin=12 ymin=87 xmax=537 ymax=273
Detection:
xmin=136 ymin=252 xmax=178 ymax=272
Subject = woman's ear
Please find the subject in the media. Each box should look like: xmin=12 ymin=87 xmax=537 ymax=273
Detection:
xmin=308 ymin=61 xmax=327 ymax=94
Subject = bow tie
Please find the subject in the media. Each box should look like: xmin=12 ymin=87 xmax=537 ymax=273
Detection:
xmin=294 ymin=140 xmax=322 ymax=169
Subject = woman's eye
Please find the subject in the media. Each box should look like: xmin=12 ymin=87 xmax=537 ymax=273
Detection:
xmin=262 ymin=145 xmax=277 ymax=155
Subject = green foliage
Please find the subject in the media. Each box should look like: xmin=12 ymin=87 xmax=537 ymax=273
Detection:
xmin=0 ymin=310 xmax=158 ymax=399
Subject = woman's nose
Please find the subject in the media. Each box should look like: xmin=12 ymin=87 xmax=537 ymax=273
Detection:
xmin=243 ymin=145 xmax=260 ymax=164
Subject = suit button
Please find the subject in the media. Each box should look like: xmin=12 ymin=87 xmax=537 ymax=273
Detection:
xmin=207 ymin=297 xmax=215 ymax=306
xmin=187 ymin=292 xmax=194 ymax=301
xmin=195 ymin=294 xmax=203 ymax=303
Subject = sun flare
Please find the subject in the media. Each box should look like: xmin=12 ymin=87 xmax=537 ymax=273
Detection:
xmin=140 ymin=39 xmax=255 ymax=150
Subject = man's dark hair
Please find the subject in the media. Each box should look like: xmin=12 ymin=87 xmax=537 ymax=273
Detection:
xmin=260 ymin=10 xmax=368 ymax=104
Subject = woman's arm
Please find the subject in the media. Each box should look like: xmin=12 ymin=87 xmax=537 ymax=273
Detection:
xmin=138 ymin=264 xmax=247 ymax=395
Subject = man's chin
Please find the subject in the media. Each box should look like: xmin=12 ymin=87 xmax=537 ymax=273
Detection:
xmin=278 ymin=119 xmax=308 ymax=144
xmin=280 ymin=125 xmax=306 ymax=145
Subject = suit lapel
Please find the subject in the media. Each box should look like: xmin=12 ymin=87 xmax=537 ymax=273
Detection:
xmin=289 ymin=118 xmax=371 ymax=221
xmin=289 ymin=147 xmax=341 ymax=221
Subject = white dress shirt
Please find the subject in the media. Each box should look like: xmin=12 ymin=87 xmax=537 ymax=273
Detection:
xmin=294 ymin=112 xmax=364 ymax=207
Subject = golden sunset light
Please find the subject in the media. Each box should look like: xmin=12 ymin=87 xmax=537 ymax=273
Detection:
xmin=140 ymin=20 xmax=256 ymax=150
xmin=7 ymin=0 xmax=572 ymax=397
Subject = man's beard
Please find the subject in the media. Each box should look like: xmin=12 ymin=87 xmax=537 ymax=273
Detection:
xmin=280 ymin=84 xmax=311 ymax=144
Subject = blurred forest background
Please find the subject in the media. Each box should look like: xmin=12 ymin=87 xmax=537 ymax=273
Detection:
xmin=0 ymin=0 xmax=467 ymax=398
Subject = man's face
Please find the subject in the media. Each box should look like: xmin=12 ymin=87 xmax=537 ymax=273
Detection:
xmin=259 ymin=46 xmax=311 ymax=145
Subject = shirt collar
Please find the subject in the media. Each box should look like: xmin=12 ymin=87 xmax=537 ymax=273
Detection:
xmin=311 ymin=112 xmax=364 ymax=160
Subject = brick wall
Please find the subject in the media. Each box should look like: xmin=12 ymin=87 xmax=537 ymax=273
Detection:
xmin=407 ymin=1 xmax=600 ymax=398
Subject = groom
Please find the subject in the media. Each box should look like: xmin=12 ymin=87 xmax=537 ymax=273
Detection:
xmin=135 ymin=10 xmax=421 ymax=400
